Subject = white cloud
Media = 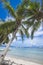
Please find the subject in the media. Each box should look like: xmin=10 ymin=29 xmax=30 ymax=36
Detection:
xmin=11 ymin=36 xmax=43 ymax=47
xmin=5 ymin=16 xmax=15 ymax=21
xmin=34 ymin=31 xmax=43 ymax=36
xmin=34 ymin=24 xmax=43 ymax=36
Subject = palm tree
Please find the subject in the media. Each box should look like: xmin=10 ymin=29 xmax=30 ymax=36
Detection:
xmin=0 ymin=0 xmax=43 ymax=64
xmin=0 ymin=0 xmax=31 ymax=64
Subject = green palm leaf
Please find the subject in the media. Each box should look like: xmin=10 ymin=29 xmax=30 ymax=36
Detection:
xmin=19 ymin=29 xmax=24 ymax=41
xmin=21 ymin=24 xmax=29 ymax=38
xmin=0 ymin=21 xmax=18 ymax=43
xmin=31 ymin=20 xmax=41 ymax=39
xmin=3 ymin=1 xmax=17 ymax=18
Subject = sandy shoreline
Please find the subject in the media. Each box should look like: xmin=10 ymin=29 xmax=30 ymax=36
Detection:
xmin=5 ymin=56 xmax=41 ymax=65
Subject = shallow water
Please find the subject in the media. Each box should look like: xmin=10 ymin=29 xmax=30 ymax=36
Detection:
xmin=6 ymin=47 xmax=43 ymax=65
xmin=0 ymin=47 xmax=43 ymax=64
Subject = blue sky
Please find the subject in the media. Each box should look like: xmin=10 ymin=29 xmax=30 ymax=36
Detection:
xmin=0 ymin=0 xmax=41 ymax=20
xmin=0 ymin=0 xmax=43 ymax=47
xmin=0 ymin=0 xmax=21 ymax=20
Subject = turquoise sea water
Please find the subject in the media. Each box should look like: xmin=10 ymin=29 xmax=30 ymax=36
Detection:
xmin=7 ymin=47 xmax=43 ymax=65
xmin=0 ymin=47 xmax=43 ymax=65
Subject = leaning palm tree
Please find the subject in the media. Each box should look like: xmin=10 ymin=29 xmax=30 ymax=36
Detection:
xmin=0 ymin=0 xmax=31 ymax=64
xmin=0 ymin=0 xmax=42 ymax=64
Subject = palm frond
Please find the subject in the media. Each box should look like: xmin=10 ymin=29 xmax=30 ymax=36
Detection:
xmin=16 ymin=0 xmax=30 ymax=19
xmin=21 ymin=24 xmax=29 ymax=38
xmin=0 ymin=21 xmax=17 ymax=43
xmin=29 ymin=1 xmax=40 ymax=11
xmin=31 ymin=20 xmax=41 ymax=39
xmin=22 ymin=0 xmax=30 ymax=6
xmin=3 ymin=1 xmax=17 ymax=18
xmin=17 ymin=3 xmax=25 ymax=19
xmin=19 ymin=29 xmax=24 ymax=41
xmin=25 ymin=1 xmax=40 ymax=17
xmin=22 ymin=18 xmax=35 ymax=29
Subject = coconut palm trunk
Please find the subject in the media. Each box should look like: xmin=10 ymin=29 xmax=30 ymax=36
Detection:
xmin=0 ymin=23 xmax=20 ymax=64
xmin=3 ymin=29 xmax=18 ymax=57
xmin=0 ymin=39 xmax=13 ymax=63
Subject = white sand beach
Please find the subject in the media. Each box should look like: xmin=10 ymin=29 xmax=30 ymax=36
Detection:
xmin=5 ymin=56 xmax=41 ymax=65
